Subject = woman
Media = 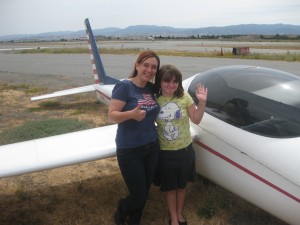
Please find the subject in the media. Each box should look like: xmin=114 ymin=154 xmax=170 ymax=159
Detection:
xmin=154 ymin=64 xmax=207 ymax=225
xmin=108 ymin=51 xmax=160 ymax=225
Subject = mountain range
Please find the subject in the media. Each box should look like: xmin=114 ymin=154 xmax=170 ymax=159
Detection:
xmin=1 ymin=23 xmax=300 ymax=41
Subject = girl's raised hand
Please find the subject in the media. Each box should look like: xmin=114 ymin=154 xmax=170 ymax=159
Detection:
xmin=196 ymin=83 xmax=208 ymax=103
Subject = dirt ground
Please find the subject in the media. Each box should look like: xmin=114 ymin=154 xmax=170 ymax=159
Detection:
xmin=0 ymin=71 xmax=287 ymax=225
xmin=0 ymin=71 xmax=92 ymax=91
xmin=0 ymin=72 xmax=109 ymax=133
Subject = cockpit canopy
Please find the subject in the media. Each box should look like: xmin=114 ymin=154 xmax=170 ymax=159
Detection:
xmin=188 ymin=65 xmax=300 ymax=138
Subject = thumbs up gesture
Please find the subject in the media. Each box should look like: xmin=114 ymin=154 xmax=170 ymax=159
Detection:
xmin=132 ymin=104 xmax=146 ymax=121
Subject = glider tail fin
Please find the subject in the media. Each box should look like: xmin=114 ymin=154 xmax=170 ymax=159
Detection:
xmin=84 ymin=18 xmax=119 ymax=85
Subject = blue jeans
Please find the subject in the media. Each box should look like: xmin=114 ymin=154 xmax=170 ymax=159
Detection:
xmin=116 ymin=139 xmax=159 ymax=224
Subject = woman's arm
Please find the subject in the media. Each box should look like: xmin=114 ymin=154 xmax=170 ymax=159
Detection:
xmin=108 ymin=99 xmax=146 ymax=123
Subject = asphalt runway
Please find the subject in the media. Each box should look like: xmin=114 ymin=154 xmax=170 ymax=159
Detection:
xmin=0 ymin=53 xmax=299 ymax=82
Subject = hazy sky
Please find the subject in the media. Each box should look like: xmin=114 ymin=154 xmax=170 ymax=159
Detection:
xmin=1 ymin=0 xmax=299 ymax=36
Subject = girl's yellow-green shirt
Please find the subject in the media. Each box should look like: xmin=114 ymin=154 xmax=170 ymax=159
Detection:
xmin=156 ymin=92 xmax=194 ymax=150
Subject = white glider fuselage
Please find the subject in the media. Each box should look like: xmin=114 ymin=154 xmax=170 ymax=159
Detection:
xmin=182 ymin=73 xmax=300 ymax=225
xmin=191 ymin=117 xmax=300 ymax=224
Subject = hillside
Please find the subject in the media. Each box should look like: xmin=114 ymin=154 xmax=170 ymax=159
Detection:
xmin=1 ymin=23 xmax=300 ymax=41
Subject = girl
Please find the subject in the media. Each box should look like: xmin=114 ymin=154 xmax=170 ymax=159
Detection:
xmin=154 ymin=64 xmax=208 ymax=225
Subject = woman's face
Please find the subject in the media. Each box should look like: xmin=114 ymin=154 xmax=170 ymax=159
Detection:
xmin=135 ymin=57 xmax=158 ymax=82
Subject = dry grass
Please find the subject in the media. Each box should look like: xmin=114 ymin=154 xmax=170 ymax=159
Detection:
xmin=0 ymin=77 xmax=287 ymax=225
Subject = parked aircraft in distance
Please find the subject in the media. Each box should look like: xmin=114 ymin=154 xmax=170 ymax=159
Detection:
xmin=146 ymin=36 xmax=155 ymax=40
xmin=0 ymin=18 xmax=299 ymax=224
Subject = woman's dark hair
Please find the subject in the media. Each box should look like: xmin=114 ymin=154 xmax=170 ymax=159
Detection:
xmin=154 ymin=64 xmax=184 ymax=98
xmin=129 ymin=51 xmax=160 ymax=78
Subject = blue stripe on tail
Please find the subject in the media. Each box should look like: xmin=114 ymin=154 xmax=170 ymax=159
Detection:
xmin=84 ymin=18 xmax=119 ymax=85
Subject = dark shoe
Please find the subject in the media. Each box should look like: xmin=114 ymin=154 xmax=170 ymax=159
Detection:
xmin=114 ymin=199 xmax=126 ymax=225
xmin=178 ymin=219 xmax=187 ymax=225
xmin=114 ymin=210 xmax=125 ymax=225
xmin=169 ymin=218 xmax=187 ymax=225
xmin=127 ymin=222 xmax=140 ymax=225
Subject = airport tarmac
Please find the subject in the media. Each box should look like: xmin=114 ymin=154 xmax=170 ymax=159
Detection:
xmin=0 ymin=53 xmax=299 ymax=82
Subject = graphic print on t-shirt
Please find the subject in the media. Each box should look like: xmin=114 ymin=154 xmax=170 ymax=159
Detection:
xmin=136 ymin=93 xmax=158 ymax=111
xmin=157 ymin=102 xmax=182 ymax=141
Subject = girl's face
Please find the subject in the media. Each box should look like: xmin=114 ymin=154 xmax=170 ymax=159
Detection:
xmin=135 ymin=57 xmax=158 ymax=82
xmin=161 ymin=76 xmax=179 ymax=97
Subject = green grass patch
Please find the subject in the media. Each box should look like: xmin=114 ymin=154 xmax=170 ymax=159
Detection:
xmin=0 ymin=118 xmax=92 ymax=145
xmin=29 ymin=100 xmax=62 ymax=112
